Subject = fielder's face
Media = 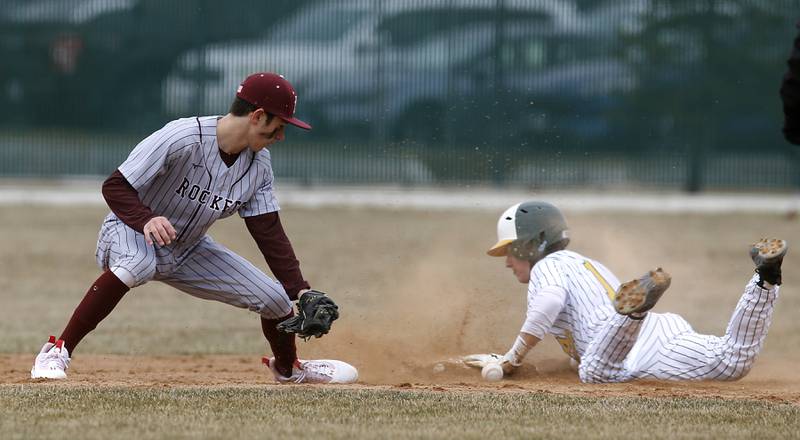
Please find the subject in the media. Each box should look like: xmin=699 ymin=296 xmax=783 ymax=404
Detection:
xmin=506 ymin=253 xmax=532 ymax=284
xmin=248 ymin=110 xmax=286 ymax=151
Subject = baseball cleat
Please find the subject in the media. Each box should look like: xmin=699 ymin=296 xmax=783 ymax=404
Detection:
xmin=750 ymin=238 xmax=788 ymax=287
xmin=614 ymin=268 xmax=671 ymax=316
xmin=31 ymin=336 xmax=70 ymax=379
xmin=262 ymin=357 xmax=358 ymax=384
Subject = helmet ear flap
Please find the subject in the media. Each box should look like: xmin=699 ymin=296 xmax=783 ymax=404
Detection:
xmin=509 ymin=231 xmax=548 ymax=262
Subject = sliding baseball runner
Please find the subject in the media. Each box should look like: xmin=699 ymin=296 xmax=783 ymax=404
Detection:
xmin=465 ymin=201 xmax=787 ymax=383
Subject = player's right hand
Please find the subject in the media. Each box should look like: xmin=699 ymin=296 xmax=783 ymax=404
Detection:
xmin=143 ymin=216 xmax=177 ymax=246
xmin=462 ymin=353 xmax=504 ymax=368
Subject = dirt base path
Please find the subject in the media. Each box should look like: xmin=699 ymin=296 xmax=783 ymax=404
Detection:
xmin=4 ymin=354 xmax=798 ymax=405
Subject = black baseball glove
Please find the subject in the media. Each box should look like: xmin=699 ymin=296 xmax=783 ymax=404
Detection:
xmin=277 ymin=289 xmax=339 ymax=340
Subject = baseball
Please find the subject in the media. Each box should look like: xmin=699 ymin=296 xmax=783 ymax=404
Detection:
xmin=481 ymin=362 xmax=503 ymax=382
xmin=432 ymin=363 xmax=446 ymax=374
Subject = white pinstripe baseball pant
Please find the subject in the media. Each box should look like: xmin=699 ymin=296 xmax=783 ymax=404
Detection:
xmin=579 ymin=275 xmax=778 ymax=383
xmin=95 ymin=215 xmax=293 ymax=319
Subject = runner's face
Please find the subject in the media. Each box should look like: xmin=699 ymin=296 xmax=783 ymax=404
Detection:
xmin=506 ymin=253 xmax=532 ymax=284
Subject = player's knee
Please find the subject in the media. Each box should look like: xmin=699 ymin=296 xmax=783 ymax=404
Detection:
xmin=109 ymin=267 xmax=136 ymax=288
xmin=256 ymin=296 xmax=293 ymax=320
xmin=258 ymin=305 xmax=292 ymax=320
xmin=578 ymin=371 xmax=603 ymax=384
xmin=577 ymin=357 xmax=630 ymax=383
xmin=721 ymin=364 xmax=753 ymax=381
xmin=251 ymin=284 xmax=292 ymax=319
xmin=714 ymin=346 xmax=759 ymax=381
xmin=577 ymin=361 xmax=604 ymax=383
xmin=723 ymin=371 xmax=748 ymax=381
xmin=138 ymin=265 xmax=157 ymax=286
xmin=110 ymin=263 xmax=155 ymax=288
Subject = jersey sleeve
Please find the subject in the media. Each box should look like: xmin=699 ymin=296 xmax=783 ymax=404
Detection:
xmin=520 ymin=284 xmax=567 ymax=339
xmin=118 ymin=120 xmax=197 ymax=190
xmin=239 ymin=153 xmax=280 ymax=217
xmin=244 ymin=212 xmax=310 ymax=300
xmin=101 ymin=169 xmax=155 ymax=233
xmin=520 ymin=256 xmax=570 ymax=338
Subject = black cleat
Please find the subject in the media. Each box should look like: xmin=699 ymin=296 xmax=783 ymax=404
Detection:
xmin=750 ymin=238 xmax=788 ymax=287
xmin=614 ymin=268 xmax=671 ymax=316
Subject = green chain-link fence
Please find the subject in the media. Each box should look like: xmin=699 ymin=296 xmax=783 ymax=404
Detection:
xmin=1 ymin=0 xmax=798 ymax=190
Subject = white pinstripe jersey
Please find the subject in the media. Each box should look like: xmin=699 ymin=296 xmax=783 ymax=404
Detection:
xmin=526 ymin=250 xmax=621 ymax=361
xmin=118 ymin=116 xmax=279 ymax=251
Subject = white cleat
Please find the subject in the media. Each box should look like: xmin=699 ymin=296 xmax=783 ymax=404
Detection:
xmin=262 ymin=357 xmax=358 ymax=384
xmin=31 ymin=336 xmax=70 ymax=380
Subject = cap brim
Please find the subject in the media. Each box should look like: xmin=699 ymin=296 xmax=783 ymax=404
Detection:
xmin=487 ymin=239 xmax=514 ymax=257
xmin=281 ymin=116 xmax=312 ymax=130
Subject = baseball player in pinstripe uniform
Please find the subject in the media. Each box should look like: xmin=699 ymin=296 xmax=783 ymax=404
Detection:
xmin=31 ymin=72 xmax=358 ymax=384
xmin=465 ymin=201 xmax=787 ymax=383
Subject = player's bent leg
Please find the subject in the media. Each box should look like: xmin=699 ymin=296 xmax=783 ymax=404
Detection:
xmin=579 ymin=268 xmax=671 ymax=383
xmin=161 ymin=237 xmax=293 ymax=318
xmin=59 ymin=271 xmax=131 ymax=353
xmin=711 ymin=239 xmax=787 ymax=380
xmin=31 ymin=270 xmax=133 ymax=380
xmin=34 ymin=216 xmax=160 ymax=380
xmin=579 ymin=314 xmax=642 ymax=383
xmin=159 ymin=237 xmax=297 ymax=375
xmin=95 ymin=215 xmax=159 ymax=288
xmin=706 ymin=274 xmax=780 ymax=381
xmin=261 ymin=312 xmax=298 ymax=378
xmin=163 ymin=237 xmax=358 ymax=383
xmin=645 ymin=240 xmax=786 ymax=381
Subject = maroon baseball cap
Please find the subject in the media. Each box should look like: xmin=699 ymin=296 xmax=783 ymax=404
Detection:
xmin=236 ymin=72 xmax=311 ymax=130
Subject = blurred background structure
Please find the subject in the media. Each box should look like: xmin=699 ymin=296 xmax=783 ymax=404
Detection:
xmin=1 ymin=0 xmax=798 ymax=191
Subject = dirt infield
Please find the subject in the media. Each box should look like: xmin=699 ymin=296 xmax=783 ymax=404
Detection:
xmin=2 ymin=354 xmax=798 ymax=404
xmin=2 ymin=204 xmax=799 ymax=403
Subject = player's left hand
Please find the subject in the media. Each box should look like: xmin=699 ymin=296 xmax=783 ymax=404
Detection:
xmin=277 ymin=289 xmax=339 ymax=340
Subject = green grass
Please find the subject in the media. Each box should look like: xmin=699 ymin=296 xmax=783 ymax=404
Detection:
xmin=1 ymin=386 xmax=798 ymax=440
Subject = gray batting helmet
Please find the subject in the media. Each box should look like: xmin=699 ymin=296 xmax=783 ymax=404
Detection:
xmin=487 ymin=201 xmax=570 ymax=262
